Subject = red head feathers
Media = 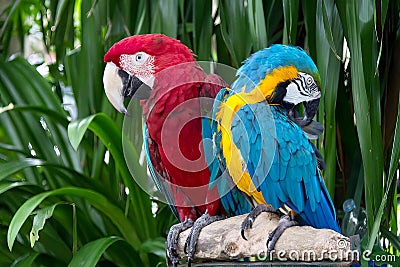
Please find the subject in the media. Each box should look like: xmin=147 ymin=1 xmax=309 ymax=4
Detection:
xmin=104 ymin=34 xmax=195 ymax=73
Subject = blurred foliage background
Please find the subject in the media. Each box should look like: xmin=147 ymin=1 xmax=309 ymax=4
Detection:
xmin=0 ymin=0 xmax=399 ymax=266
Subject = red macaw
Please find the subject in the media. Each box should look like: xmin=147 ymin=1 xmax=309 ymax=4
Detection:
xmin=102 ymin=34 xmax=233 ymax=265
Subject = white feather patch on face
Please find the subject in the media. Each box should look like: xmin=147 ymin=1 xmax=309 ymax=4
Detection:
xmin=283 ymin=72 xmax=321 ymax=105
xmin=119 ymin=52 xmax=155 ymax=88
xmin=103 ymin=62 xmax=127 ymax=114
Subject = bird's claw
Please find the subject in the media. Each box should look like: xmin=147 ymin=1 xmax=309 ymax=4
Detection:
xmin=240 ymin=204 xmax=278 ymax=241
xmin=241 ymin=229 xmax=247 ymax=240
xmin=265 ymin=215 xmax=298 ymax=254
xmin=184 ymin=212 xmax=226 ymax=265
xmin=240 ymin=217 xmax=254 ymax=240
xmin=166 ymin=219 xmax=194 ymax=266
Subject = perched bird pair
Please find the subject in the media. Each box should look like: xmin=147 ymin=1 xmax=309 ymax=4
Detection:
xmin=103 ymin=34 xmax=340 ymax=265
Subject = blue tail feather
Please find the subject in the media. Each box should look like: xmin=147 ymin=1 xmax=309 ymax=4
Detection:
xmin=296 ymin=188 xmax=341 ymax=233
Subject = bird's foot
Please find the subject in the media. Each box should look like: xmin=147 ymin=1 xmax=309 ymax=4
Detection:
xmin=266 ymin=214 xmax=298 ymax=255
xmin=241 ymin=204 xmax=278 ymax=240
xmin=166 ymin=218 xmax=194 ymax=267
xmin=184 ymin=212 xmax=226 ymax=266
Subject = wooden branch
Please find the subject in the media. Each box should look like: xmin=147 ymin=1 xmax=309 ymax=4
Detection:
xmin=175 ymin=213 xmax=355 ymax=264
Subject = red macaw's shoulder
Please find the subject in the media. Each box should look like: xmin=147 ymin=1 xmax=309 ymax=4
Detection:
xmin=141 ymin=62 xmax=204 ymax=116
xmin=141 ymin=62 xmax=227 ymax=116
xmin=142 ymin=62 xmax=226 ymax=141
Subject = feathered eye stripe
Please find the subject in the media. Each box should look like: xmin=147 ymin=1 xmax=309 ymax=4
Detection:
xmin=293 ymin=80 xmax=309 ymax=97
xmin=293 ymin=73 xmax=318 ymax=97
xmin=119 ymin=54 xmax=155 ymax=79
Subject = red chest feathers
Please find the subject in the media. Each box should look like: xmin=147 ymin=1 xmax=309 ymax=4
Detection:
xmin=144 ymin=81 xmax=210 ymax=188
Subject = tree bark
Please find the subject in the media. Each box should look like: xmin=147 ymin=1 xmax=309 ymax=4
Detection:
xmin=175 ymin=213 xmax=355 ymax=263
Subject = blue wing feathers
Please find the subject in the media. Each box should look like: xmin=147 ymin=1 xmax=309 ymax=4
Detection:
xmin=227 ymin=103 xmax=339 ymax=231
xmin=301 ymin=184 xmax=341 ymax=232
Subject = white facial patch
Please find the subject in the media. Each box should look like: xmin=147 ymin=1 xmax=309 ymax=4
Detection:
xmin=283 ymin=72 xmax=320 ymax=105
xmin=119 ymin=52 xmax=155 ymax=88
xmin=103 ymin=62 xmax=127 ymax=114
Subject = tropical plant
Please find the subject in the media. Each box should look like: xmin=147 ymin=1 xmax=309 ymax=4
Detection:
xmin=0 ymin=0 xmax=398 ymax=266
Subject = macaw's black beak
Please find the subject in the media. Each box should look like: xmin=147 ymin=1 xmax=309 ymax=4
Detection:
xmin=117 ymin=69 xmax=151 ymax=100
xmin=299 ymin=98 xmax=320 ymax=126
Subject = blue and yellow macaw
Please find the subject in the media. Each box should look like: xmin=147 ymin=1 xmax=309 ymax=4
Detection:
xmin=208 ymin=44 xmax=340 ymax=252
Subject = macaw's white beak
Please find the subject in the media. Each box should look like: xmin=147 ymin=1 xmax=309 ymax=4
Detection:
xmin=103 ymin=62 xmax=152 ymax=115
xmin=103 ymin=62 xmax=128 ymax=114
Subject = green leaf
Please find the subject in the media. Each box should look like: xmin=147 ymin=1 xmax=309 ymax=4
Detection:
xmin=0 ymin=0 xmax=20 ymax=41
xmin=247 ymin=0 xmax=267 ymax=51
xmin=8 ymin=187 xmax=140 ymax=251
xmin=150 ymin=0 xmax=178 ymax=38
xmin=68 ymin=236 xmax=122 ymax=267
xmin=380 ymin=225 xmax=400 ymax=252
xmin=53 ymin=0 xmax=73 ymax=29
xmin=192 ymin=0 xmax=213 ymax=60
xmin=302 ymin=0 xmax=317 ymax=58
xmin=282 ymin=0 xmax=299 ymax=45
xmin=218 ymin=0 xmax=252 ymax=67
xmin=314 ymin=0 xmax=343 ymax=198
xmin=133 ymin=0 xmax=150 ymax=34
xmin=0 ymin=182 xmax=29 ymax=195
xmin=374 ymin=0 xmax=389 ymax=74
xmin=8 ymin=192 xmax=50 ymax=251
xmin=6 ymin=105 xmax=69 ymax=127
xmin=140 ymin=237 xmax=166 ymax=259
xmin=10 ymin=253 xmax=40 ymax=267
xmin=0 ymin=158 xmax=45 ymax=181
xmin=0 ymin=57 xmax=80 ymax=171
xmin=68 ymin=113 xmax=155 ymax=240
xmin=68 ymin=114 xmax=98 ymax=150
xmin=30 ymin=203 xmax=63 ymax=248
xmin=67 ymin=112 xmax=145 ymax=183
xmin=321 ymin=0 xmax=341 ymax=60
xmin=335 ymin=0 xmax=384 ymax=244
xmin=367 ymin=79 xmax=400 ymax=250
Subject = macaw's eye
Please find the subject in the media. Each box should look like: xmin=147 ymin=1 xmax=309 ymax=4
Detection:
xmin=306 ymin=77 xmax=313 ymax=85
xmin=135 ymin=53 xmax=143 ymax=62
